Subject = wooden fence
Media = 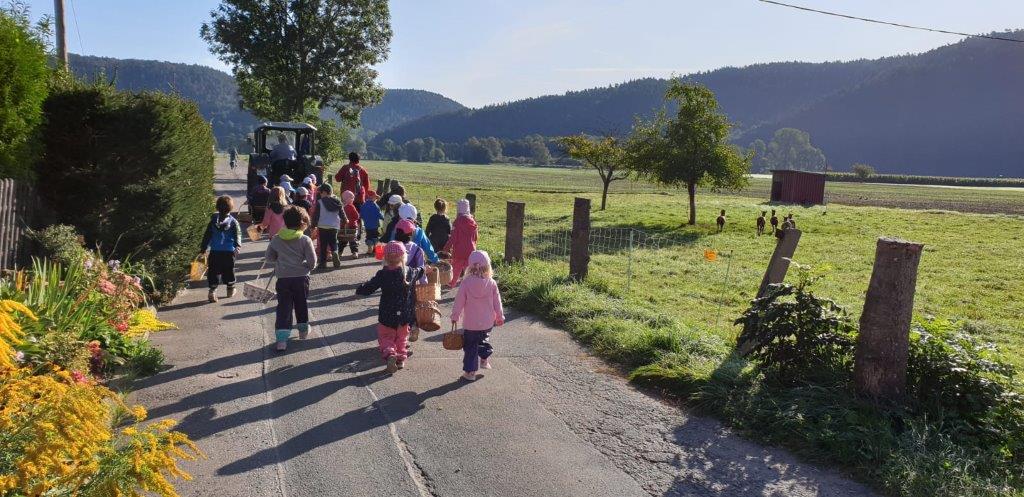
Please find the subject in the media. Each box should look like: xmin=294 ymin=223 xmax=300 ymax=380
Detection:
xmin=0 ymin=179 xmax=50 ymax=269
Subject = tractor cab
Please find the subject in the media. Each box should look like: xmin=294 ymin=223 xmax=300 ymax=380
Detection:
xmin=247 ymin=122 xmax=324 ymax=197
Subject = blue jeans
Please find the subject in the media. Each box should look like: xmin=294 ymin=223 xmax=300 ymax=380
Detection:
xmin=462 ymin=329 xmax=493 ymax=372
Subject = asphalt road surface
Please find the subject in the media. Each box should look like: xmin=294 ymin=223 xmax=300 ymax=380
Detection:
xmin=132 ymin=160 xmax=874 ymax=497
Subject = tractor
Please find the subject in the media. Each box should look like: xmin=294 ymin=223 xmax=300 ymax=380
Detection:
xmin=245 ymin=122 xmax=325 ymax=222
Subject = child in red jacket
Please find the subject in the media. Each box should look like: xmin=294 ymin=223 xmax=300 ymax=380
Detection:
xmin=341 ymin=190 xmax=361 ymax=259
xmin=443 ymin=199 xmax=478 ymax=287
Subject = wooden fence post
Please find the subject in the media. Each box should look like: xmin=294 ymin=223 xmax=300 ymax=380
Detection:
xmin=504 ymin=201 xmax=525 ymax=263
xmin=383 ymin=178 xmax=392 ymax=195
xmin=756 ymin=228 xmax=801 ymax=298
xmin=465 ymin=193 xmax=477 ymax=214
xmin=376 ymin=179 xmax=384 ymax=195
xmin=569 ymin=197 xmax=591 ymax=281
xmin=854 ymin=237 xmax=924 ymax=402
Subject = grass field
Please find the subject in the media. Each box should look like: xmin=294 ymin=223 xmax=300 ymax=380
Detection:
xmin=353 ymin=160 xmax=1024 ymax=495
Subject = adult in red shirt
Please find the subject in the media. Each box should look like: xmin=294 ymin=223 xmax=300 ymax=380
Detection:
xmin=334 ymin=152 xmax=370 ymax=207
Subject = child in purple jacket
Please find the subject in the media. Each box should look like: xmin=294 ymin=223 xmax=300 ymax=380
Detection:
xmin=450 ymin=250 xmax=505 ymax=381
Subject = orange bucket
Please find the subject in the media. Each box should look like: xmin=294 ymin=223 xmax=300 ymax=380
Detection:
xmin=374 ymin=243 xmax=385 ymax=260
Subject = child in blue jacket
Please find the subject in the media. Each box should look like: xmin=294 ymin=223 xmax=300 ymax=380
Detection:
xmin=360 ymin=190 xmax=385 ymax=255
xmin=200 ymin=195 xmax=243 ymax=303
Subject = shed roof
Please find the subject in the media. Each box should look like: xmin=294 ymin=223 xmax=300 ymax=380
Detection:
xmin=769 ymin=169 xmax=826 ymax=176
xmin=257 ymin=122 xmax=318 ymax=131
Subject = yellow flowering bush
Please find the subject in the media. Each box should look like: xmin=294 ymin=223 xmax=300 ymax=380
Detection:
xmin=125 ymin=309 xmax=177 ymax=337
xmin=0 ymin=300 xmax=202 ymax=497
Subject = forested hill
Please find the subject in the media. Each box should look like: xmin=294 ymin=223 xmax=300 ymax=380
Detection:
xmin=373 ymin=32 xmax=1024 ymax=176
xmin=68 ymin=55 xmax=465 ymax=146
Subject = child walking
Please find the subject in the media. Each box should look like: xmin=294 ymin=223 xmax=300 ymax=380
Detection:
xmin=450 ymin=250 xmax=505 ymax=381
xmin=259 ymin=186 xmax=289 ymax=238
xmin=360 ymin=190 xmax=384 ymax=256
xmin=310 ymin=183 xmax=344 ymax=269
xmin=443 ymin=199 xmax=479 ymax=287
xmin=356 ymin=241 xmax=420 ymax=373
xmin=199 ymin=195 xmax=242 ymax=303
xmin=426 ymin=198 xmax=452 ymax=255
xmin=340 ymin=190 xmax=361 ymax=258
xmin=265 ymin=206 xmax=317 ymax=351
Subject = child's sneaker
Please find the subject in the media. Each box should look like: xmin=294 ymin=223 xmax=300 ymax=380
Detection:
xmin=480 ymin=358 xmax=492 ymax=369
xmin=460 ymin=372 xmax=477 ymax=381
xmin=396 ymin=360 xmax=405 ymax=370
xmin=226 ymin=286 xmax=236 ymax=298
xmin=275 ymin=341 xmax=287 ymax=351
xmin=351 ymin=252 xmax=360 ymax=260
xmin=208 ymin=290 xmax=218 ymax=303
xmin=332 ymin=252 xmax=341 ymax=268
xmin=385 ymin=355 xmax=399 ymax=373
xmin=297 ymin=323 xmax=310 ymax=340
xmin=408 ymin=327 xmax=420 ymax=342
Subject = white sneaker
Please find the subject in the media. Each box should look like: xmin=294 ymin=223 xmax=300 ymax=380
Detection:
xmin=480 ymin=358 xmax=492 ymax=369
xmin=460 ymin=372 xmax=477 ymax=381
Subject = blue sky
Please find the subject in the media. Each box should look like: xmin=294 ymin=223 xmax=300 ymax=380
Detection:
xmin=23 ymin=0 xmax=1024 ymax=107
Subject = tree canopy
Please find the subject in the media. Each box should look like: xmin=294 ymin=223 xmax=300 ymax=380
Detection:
xmin=201 ymin=0 xmax=392 ymax=123
xmin=560 ymin=134 xmax=628 ymax=210
xmin=625 ymin=81 xmax=748 ymax=225
xmin=0 ymin=5 xmax=50 ymax=179
xmin=749 ymin=128 xmax=826 ymax=172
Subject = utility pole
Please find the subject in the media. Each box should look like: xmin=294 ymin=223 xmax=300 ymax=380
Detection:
xmin=54 ymin=0 xmax=69 ymax=69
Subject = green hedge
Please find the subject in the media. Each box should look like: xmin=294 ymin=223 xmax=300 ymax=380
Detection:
xmin=36 ymin=84 xmax=214 ymax=303
xmin=826 ymin=172 xmax=1024 ymax=188
xmin=0 ymin=9 xmax=50 ymax=179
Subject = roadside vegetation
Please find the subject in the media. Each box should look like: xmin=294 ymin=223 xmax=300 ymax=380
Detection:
xmin=377 ymin=158 xmax=1024 ymax=496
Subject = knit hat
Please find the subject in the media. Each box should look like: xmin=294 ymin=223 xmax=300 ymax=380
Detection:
xmin=398 ymin=203 xmax=418 ymax=221
xmin=280 ymin=174 xmax=293 ymax=182
xmin=295 ymin=187 xmax=309 ymax=197
xmin=384 ymin=241 xmax=406 ymax=256
xmin=396 ymin=219 xmax=416 ymax=235
xmin=302 ymin=176 xmax=314 ymax=186
xmin=319 ymin=183 xmax=333 ymax=195
xmin=341 ymin=190 xmax=355 ymax=204
xmin=468 ymin=250 xmax=491 ymax=270
xmin=457 ymin=199 xmax=471 ymax=215
xmin=388 ymin=195 xmax=403 ymax=205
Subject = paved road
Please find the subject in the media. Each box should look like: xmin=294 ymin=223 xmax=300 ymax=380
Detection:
xmin=132 ymin=160 xmax=875 ymax=497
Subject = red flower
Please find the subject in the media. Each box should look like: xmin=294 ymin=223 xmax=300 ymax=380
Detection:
xmin=71 ymin=371 xmax=87 ymax=384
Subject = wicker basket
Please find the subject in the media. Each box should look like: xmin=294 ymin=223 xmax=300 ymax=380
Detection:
xmin=415 ymin=301 xmax=442 ymax=331
xmin=243 ymin=264 xmax=276 ymax=304
xmin=236 ymin=211 xmax=252 ymax=224
xmin=434 ymin=261 xmax=452 ymax=286
xmin=339 ymin=227 xmax=359 ymax=242
xmin=442 ymin=324 xmax=463 ymax=351
xmin=415 ymin=282 xmax=440 ymax=302
xmin=246 ymin=225 xmax=262 ymax=242
xmin=189 ymin=257 xmax=207 ymax=282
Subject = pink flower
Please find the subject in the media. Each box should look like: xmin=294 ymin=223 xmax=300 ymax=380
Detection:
xmin=114 ymin=321 xmax=129 ymax=333
xmin=97 ymin=279 xmax=117 ymax=296
xmin=14 ymin=351 xmax=25 ymax=363
xmin=71 ymin=371 xmax=87 ymax=384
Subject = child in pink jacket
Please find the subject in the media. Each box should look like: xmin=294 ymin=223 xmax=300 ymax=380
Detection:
xmin=443 ymin=199 xmax=478 ymax=287
xmin=450 ymin=250 xmax=504 ymax=381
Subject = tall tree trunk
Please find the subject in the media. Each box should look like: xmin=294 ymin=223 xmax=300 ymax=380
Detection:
xmin=686 ymin=182 xmax=697 ymax=225
xmin=600 ymin=178 xmax=610 ymax=211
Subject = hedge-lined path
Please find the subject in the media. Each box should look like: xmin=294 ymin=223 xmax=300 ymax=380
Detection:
xmin=131 ymin=158 xmax=874 ymax=497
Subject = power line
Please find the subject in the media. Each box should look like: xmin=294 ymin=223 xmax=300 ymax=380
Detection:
xmin=758 ymin=0 xmax=1024 ymax=44
xmin=68 ymin=0 xmax=85 ymax=53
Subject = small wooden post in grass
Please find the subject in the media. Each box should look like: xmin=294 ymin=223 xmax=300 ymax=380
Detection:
xmin=383 ymin=178 xmax=392 ymax=195
xmin=377 ymin=179 xmax=384 ymax=195
xmin=504 ymin=201 xmax=525 ymax=263
xmin=756 ymin=228 xmax=802 ymax=298
xmin=465 ymin=193 xmax=477 ymax=214
xmin=854 ymin=237 xmax=924 ymax=402
xmin=569 ymin=197 xmax=591 ymax=281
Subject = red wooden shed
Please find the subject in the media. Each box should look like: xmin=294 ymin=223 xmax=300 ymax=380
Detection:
xmin=769 ymin=169 xmax=826 ymax=205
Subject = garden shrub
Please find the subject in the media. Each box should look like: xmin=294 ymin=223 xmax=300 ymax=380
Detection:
xmin=26 ymin=224 xmax=89 ymax=267
xmin=35 ymin=83 xmax=214 ymax=303
xmin=0 ymin=6 xmax=49 ymax=179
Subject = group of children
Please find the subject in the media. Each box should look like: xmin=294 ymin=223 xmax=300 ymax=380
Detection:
xmin=202 ymin=154 xmax=501 ymax=380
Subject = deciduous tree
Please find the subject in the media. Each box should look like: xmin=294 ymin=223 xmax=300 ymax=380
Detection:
xmin=625 ymin=81 xmax=749 ymax=225
xmin=559 ymin=134 xmax=628 ymax=210
xmin=201 ymin=0 xmax=392 ymax=123
xmin=0 ymin=4 xmax=50 ymax=179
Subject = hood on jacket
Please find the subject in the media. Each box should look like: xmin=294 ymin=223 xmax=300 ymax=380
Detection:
xmin=268 ymin=202 xmax=286 ymax=215
xmin=455 ymin=214 xmax=477 ymax=230
xmin=319 ymin=196 xmax=342 ymax=212
xmin=214 ymin=214 xmax=237 ymax=231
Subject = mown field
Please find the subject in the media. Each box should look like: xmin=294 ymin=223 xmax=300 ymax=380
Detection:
xmin=366 ymin=159 xmax=1024 ymax=364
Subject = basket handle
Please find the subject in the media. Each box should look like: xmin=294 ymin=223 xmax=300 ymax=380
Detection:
xmin=251 ymin=260 xmax=276 ymax=290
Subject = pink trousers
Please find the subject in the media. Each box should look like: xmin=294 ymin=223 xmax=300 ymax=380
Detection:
xmin=449 ymin=257 xmax=469 ymax=287
xmin=377 ymin=324 xmax=409 ymax=361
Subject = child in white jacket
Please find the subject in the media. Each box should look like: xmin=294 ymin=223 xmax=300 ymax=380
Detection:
xmin=450 ymin=250 xmax=505 ymax=381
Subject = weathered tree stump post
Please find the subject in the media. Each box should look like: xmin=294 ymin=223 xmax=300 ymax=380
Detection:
xmin=383 ymin=178 xmax=392 ymax=195
xmin=756 ymin=228 xmax=801 ymax=298
xmin=504 ymin=201 xmax=525 ymax=263
xmin=465 ymin=193 xmax=477 ymax=214
xmin=376 ymin=179 xmax=385 ymax=195
xmin=569 ymin=198 xmax=591 ymax=281
xmin=854 ymin=237 xmax=924 ymax=402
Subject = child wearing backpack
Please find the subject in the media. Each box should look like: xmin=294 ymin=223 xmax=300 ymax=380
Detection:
xmin=356 ymin=241 xmax=420 ymax=373
xmin=310 ymin=183 xmax=344 ymax=269
xmin=426 ymin=198 xmax=452 ymax=256
xmin=265 ymin=206 xmax=317 ymax=351
xmin=451 ymin=250 xmax=505 ymax=381
xmin=200 ymin=195 xmax=243 ymax=303
xmin=443 ymin=199 xmax=479 ymax=287
xmin=258 ymin=187 xmax=289 ymax=238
